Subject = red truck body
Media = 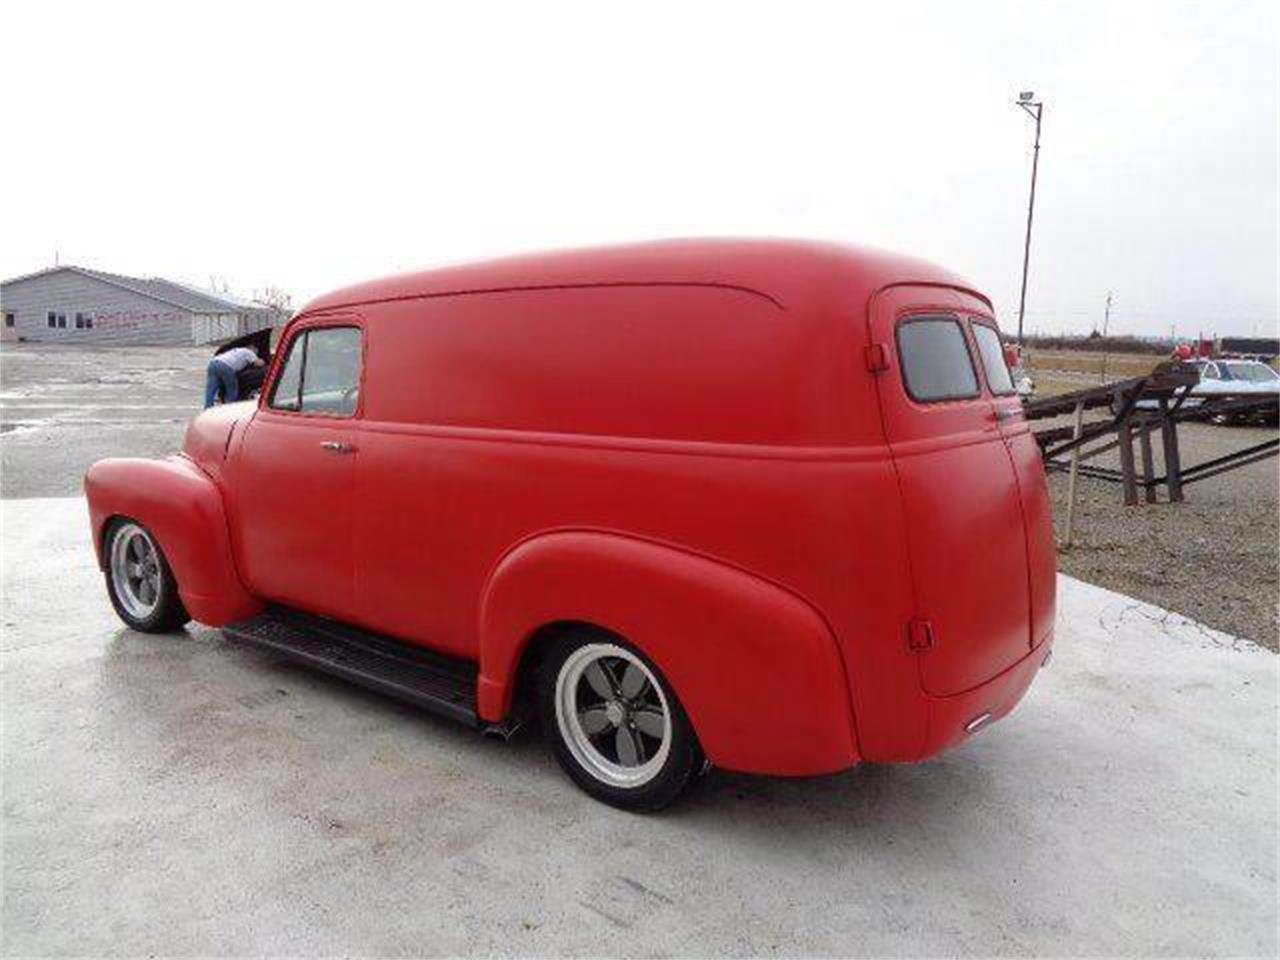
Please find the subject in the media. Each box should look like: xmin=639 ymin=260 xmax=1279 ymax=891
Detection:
xmin=86 ymin=239 xmax=1055 ymax=798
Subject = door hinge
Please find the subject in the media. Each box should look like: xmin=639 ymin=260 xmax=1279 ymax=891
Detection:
xmin=865 ymin=342 xmax=890 ymax=373
xmin=908 ymin=619 xmax=937 ymax=653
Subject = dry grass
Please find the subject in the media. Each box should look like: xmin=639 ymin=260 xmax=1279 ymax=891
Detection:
xmin=1031 ymin=376 xmax=1091 ymax=398
xmin=1026 ymin=349 xmax=1164 ymax=379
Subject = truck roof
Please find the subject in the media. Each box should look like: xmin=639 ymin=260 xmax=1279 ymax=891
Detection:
xmin=301 ymin=238 xmax=986 ymax=315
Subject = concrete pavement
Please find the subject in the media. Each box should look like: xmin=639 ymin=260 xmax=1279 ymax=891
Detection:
xmin=2 ymin=497 xmax=1276 ymax=956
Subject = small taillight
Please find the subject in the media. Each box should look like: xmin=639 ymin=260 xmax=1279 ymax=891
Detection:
xmin=908 ymin=619 xmax=936 ymax=652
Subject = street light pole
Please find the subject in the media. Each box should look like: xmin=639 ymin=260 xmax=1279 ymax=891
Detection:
xmin=1015 ymin=93 xmax=1044 ymax=348
xmin=1100 ymin=291 xmax=1113 ymax=383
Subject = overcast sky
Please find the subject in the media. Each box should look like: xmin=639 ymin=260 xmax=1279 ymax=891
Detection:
xmin=4 ymin=1 xmax=1276 ymax=337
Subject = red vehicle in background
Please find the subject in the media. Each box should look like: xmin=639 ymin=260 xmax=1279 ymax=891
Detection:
xmin=85 ymin=240 xmax=1056 ymax=811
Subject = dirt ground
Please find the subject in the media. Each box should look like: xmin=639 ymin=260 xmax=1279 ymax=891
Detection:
xmin=1047 ymin=422 xmax=1279 ymax=650
xmin=1027 ymin=362 xmax=1278 ymax=650
xmin=2 ymin=341 xmax=1276 ymax=649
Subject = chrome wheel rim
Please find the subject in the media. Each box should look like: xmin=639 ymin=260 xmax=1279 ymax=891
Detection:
xmin=555 ymin=642 xmax=671 ymax=789
xmin=109 ymin=523 xmax=162 ymax=620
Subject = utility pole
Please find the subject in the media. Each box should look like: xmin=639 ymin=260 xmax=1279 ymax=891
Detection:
xmin=1099 ymin=291 xmax=1113 ymax=383
xmin=1015 ymin=92 xmax=1044 ymax=348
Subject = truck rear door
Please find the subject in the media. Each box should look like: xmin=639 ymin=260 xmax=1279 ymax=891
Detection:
xmin=969 ymin=317 xmax=1057 ymax=653
xmin=868 ymin=285 xmax=1032 ymax=696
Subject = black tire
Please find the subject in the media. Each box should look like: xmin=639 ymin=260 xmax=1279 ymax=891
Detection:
xmin=103 ymin=518 xmax=190 ymax=633
xmin=538 ymin=628 xmax=703 ymax=813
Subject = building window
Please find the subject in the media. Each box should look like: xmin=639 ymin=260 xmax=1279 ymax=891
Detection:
xmin=57 ymin=313 xmax=67 ymax=329
xmin=75 ymin=312 xmax=93 ymax=330
xmin=4 ymin=313 xmax=13 ymax=328
xmin=47 ymin=311 xmax=57 ymax=328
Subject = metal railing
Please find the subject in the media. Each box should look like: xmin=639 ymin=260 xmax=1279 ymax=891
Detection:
xmin=1022 ymin=364 xmax=1278 ymax=547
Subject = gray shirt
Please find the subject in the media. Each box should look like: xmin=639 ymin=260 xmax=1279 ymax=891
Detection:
xmin=214 ymin=347 xmax=261 ymax=372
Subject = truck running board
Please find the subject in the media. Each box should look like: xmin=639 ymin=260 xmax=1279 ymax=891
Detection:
xmin=222 ymin=607 xmax=490 ymax=729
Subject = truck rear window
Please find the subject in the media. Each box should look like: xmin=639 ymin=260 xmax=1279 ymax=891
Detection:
xmin=897 ymin=317 xmax=979 ymax=402
xmin=971 ymin=323 xmax=1016 ymax=395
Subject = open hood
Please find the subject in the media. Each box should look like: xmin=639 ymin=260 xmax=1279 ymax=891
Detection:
xmin=214 ymin=328 xmax=274 ymax=398
xmin=214 ymin=328 xmax=272 ymax=362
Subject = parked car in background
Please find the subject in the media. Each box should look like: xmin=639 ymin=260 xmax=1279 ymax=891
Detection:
xmin=1125 ymin=358 xmax=1280 ymax=424
xmin=1191 ymin=358 xmax=1280 ymax=394
xmin=84 ymin=240 xmax=1056 ymax=811
xmin=1191 ymin=359 xmax=1280 ymax=424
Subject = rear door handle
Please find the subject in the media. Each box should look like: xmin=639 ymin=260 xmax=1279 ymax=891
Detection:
xmin=319 ymin=441 xmax=357 ymax=454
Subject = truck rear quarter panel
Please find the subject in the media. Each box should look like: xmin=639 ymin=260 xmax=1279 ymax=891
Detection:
xmin=479 ymin=531 xmax=860 ymax=774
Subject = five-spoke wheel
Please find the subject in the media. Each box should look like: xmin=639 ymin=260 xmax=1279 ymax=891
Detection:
xmin=104 ymin=519 xmax=189 ymax=633
xmin=540 ymin=630 xmax=703 ymax=811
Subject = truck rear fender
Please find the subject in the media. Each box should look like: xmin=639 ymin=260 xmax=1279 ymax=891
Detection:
xmin=477 ymin=531 xmax=859 ymax=775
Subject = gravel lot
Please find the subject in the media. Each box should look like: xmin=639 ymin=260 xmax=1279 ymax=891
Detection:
xmin=1048 ymin=422 xmax=1278 ymax=650
xmin=1030 ymin=372 xmax=1279 ymax=650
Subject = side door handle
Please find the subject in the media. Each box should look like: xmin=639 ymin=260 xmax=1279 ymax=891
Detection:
xmin=319 ymin=441 xmax=357 ymax=454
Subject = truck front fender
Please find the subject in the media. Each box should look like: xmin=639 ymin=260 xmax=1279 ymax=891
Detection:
xmin=85 ymin=456 xmax=263 ymax=626
xmin=477 ymin=531 xmax=859 ymax=775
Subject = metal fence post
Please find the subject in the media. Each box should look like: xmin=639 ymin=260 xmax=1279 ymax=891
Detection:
xmin=1159 ymin=397 xmax=1185 ymax=502
xmin=1139 ymin=418 xmax=1158 ymax=503
xmin=1117 ymin=406 xmax=1139 ymax=507
xmin=1062 ymin=400 xmax=1085 ymax=548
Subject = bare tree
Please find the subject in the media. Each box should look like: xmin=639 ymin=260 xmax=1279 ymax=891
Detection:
xmin=254 ymin=286 xmax=293 ymax=312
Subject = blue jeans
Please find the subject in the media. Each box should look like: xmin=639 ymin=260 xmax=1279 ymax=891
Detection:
xmin=204 ymin=360 xmax=239 ymax=408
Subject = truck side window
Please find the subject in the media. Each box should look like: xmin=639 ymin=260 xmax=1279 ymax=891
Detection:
xmin=268 ymin=327 xmax=362 ymax=416
xmin=897 ymin=317 xmax=979 ymax=402
xmin=269 ymin=333 xmax=306 ymax=411
xmin=971 ymin=323 xmax=1016 ymax=396
xmin=300 ymin=327 xmax=362 ymax=416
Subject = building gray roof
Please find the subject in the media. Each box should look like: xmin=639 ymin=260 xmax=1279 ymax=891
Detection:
xmin=0 ymin=264 xmax=273 ymax=315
